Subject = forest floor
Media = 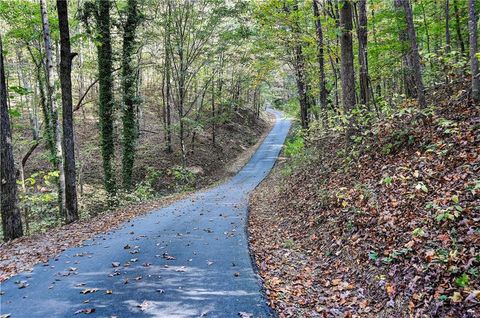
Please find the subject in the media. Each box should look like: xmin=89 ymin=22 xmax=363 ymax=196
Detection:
xmin=249 ymin=83 xmax=479 ymax=317
xmin=0 ymin=109 xmax=273 ymax=282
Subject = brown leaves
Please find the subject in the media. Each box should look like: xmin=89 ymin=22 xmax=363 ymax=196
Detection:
xmin=249 ymin=97 xmax=480 ymax=317
xmin=15 ymin=281 xmax=28 ymax=289
xmin=0 ymin=195 xmax=187 ymax=282
xmin=80 ymin=288 xmax=99 ymax=294
xmin=74 ymin=308 xmax=95 ymax=315
xmin=162 ymin=253 xmax=176 ymax=260
xmin=136 ymin=300 xmax=150 ymax=311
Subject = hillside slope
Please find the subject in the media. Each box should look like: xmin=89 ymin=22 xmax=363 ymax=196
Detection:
xmin=249 ymin=85 xmax=479 ymax=317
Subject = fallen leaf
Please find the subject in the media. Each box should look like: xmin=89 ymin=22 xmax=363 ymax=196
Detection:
xmin=80 ymin=288 xmax=99 ymax=294
xmin=74 ymin=308 xmax=95 ymax=315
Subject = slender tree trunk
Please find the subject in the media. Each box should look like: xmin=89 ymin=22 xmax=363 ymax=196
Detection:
xmin=445 ymin=0 xmax=451 ymax=52
xmin=453 ymin=0 xmax=465 ymax=54
xmin=312 ymin=0 xmax=328 ymax=126
xmin=57 ymin=0 xmax=78 ymax=223
xmin=121 ymin=0 xmax=140 ymax=190
xmin=40 ymin=0 xmax=66 ymax=216
xmin=164 ymin=3 xmax=173 ymax=153
xmin=357 ymin=0 xmax=369 ymax=107
xmin=0 ymin=36 xmax=24 ymax=241
xmin=293 ymin=45 xmax=310 ymax=130
xmin=29 ymin=51 xmax=54 ymax=160
xmin=211 ymin=74 xmax=216 ymax=145
xmin=97 ymin=0 xmax=116 ymax=195
xmin=469 ymin=0 xmax=480 ymax=101
xmin=400 ymin=0 xmax=427 ymax=108
xmin=290 ymin=0 xmax=311 ymax=129
xmin=339 ymin=0 xmax=356 ymax=128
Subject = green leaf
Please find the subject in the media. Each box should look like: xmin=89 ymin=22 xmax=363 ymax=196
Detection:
xmin=368 ymin=251 xmax=378 ymax=261
xmin=451 ymin=195 xmax=459 ymax=204
xmin=412 ymin=228 xmax=425 ymax=237
xmin=455 ymin=273 xmax=470 ymax=288
xmin=8 ymin=108 xmax=21 ymax=118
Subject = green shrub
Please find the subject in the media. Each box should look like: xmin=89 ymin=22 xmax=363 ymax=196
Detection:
xmin=284 ymin=135 xmax=304 ymax=158
xmin=169 ymin=166 xmax=197 ymax=191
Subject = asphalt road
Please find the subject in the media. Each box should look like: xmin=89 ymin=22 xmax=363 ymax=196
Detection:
xmin=0 ymin=109 xmax=291 ymax=318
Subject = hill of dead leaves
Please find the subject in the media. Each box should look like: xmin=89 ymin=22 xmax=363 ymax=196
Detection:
xmin=249 ymin=83 xmax=480 ymax=318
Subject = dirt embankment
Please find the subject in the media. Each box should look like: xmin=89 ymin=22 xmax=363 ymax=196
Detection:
xmin=249 ymin=85 xmax=479 ymax=317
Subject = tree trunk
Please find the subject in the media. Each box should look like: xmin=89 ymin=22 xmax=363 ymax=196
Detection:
xmin=339 ymin=0 xmax=356 ymax=125
xmin=27 ymin=47 xmax=54 ymax=160
xmin=121 ymin=0 xmax=140 ymax=190
xmin=290 ymin=0 xmax=311 ymax=129
xmin=293 ymin=44 xmax=310 ymax=130
xmin=400 ymin=0 xmax=427 ymax=108
xmin=445 ymin=0 xmax=451 ymax=52
xmin=97 ymin=0 xmax=116 ymax=195
xmin=57 ymin=0 xmax=78 ymax=223
xmin=312 ymin=0 xmax=328 ymax=126
xmin=0 ymin=36 xmax=24 ymax=241
xmin=211 ymin=74 xmax=216 ymax=145
xmin=453 ymin=0 xmax=465 ymax=54
xmin=469 ymin=0 xmax=480 ymax=101
xmin=164 ymin=2 xmax=173 ymax=153
xmin=357 ymin=0 xmax=369 ymax=107
xmin=40 ymin=0 xmax=66 ymax=215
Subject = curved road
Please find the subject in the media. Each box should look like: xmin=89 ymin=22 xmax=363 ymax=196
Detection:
xmin=0 ymin=109 xmax=291 ymax=318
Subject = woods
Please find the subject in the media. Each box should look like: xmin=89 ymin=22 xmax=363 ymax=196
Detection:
xmin=0 ymin=0 xmax=270 ymax=240
xmin=0 ymin=0 xmax=479 ymax=317
xmin=0 ymin=0 xmax=477 ymax=238
xmin=248 ymin=1 xmax=480 ymax=317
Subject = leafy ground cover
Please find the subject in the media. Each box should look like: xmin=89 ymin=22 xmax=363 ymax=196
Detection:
xmin=249 ymin=83 xmax=479 ymax=317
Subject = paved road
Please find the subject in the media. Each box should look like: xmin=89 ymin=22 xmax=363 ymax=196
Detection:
xmin=0 ymin=109 xmax=291 ymax=318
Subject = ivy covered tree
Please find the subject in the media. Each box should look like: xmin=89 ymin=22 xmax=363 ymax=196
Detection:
xmin=121 ymin=0 xmax=141 ymax=190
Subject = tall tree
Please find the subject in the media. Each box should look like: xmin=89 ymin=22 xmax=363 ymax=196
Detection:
xmin=166 ymin=0 xmax=223 ymax=163
xmin=453 ymin=0 xmax=465 ymax=54
xmin=121 ymin=0 xmax=141 ymax=189
xmin=357 ymin=0 xmax=369 ymax=106
xmin=0 ymin=35 xmax=24 ymax=241
xmin=40 ymin=0 xmax=66 ymax=214
xmin=339 ymin=0 xmax=356 ymax=130
xmin=96 ymin=0 xmax=116 ymax=195
xmin=445 ymin=0 xmax=451 ymax=52
xmin=57 ymin=0 xmax=78 ymax=223
xmin=468 ymin=0 xmax=480 ymax=101
xmin=395 ymin=0 xmax=416 ymax=98
xmin=163 ymin=1 xmax=172 ymax=153
xmin=290 ymin=0 xmax=312 ymax=129
xmin=313 ymin=0 xmax=328 ymax=126
xmin=400 ymin=0 xmax=427 ymax=108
